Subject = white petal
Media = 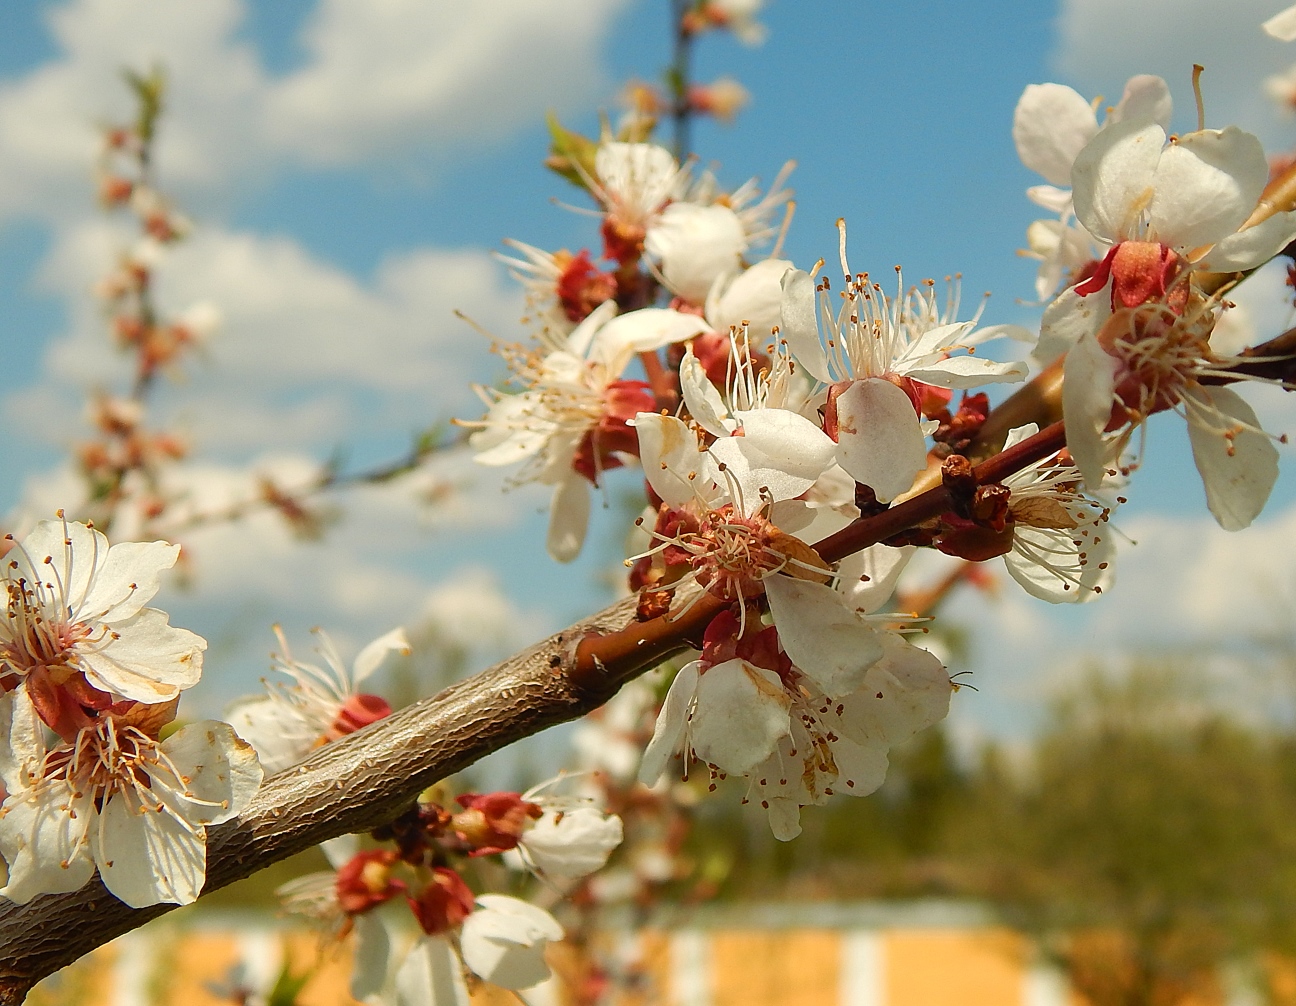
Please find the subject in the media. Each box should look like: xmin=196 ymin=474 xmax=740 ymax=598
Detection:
xmin=564 ymin=298 xmax=619 ymax=358
xmin=471 ymin=396 xmax=552 ymax=466
xmin=546 ymin=474 xmax=590 ymax=564
xmin=646 ymin=203 xmax=747 ymax=304
xmin=521 ymin=808 xmax=623 ymax=879
xmin=78 ymin=539 xmax=179 ymax=623
xmin=321 ymin=833 xmax=359 ymax=870
xmin=764 ymin=798 xmax=804 ymax=842
xmin=351 ymin=912 xmax=394 ymax=1002
xmin=1013 ymin=83 xmax=1099 ymax=186
xmin=764 ymin=575 xmax=885 ymax=695
xmin=595 ymin=142 xmax=678 ymax=213
xmin=1198 ymin=211 xmax=1296 ymax=272
xmin=158 ymin=721 xmax=263 ymax=827
xmin=0 ymin=689 xmax=42 ymax=786
xmin=1036 ymin=284 xmax=1111 ymax=365
xmin=224 ymin=697 xmax=314 ymax=776
xmin=1027 ymin=185 xmax=1075 ymax=214
xmin=690 ymin=659 xmax=791 ymax=776
xmin=353 ymin=627 xmax=412 ymax=685
xmin=1071 ymin=120 xmax=1164 ymax=243
xmin=902 ymin=321 xmax=975 ymax=363
xmin=12 ymin=520 xmax=106 ymax=619
xmin=634 ymin=413 xmax=708 ymax=509
xmin=1150 ymin=126 xmax=1268 ymax=250
xmin=836 ymin=544 xmax=916 ymax=614
xmin=731 ymin=407 xmax=837 ymax=482
xmin=832 ymin=378 xmax=929 ymax=503
xmin=1061 ymin=329 xmax=1120 ymax=489
xmin=96 ymin=793 xmax=207 ymax=908
xmin=1264 ymin=4 xmax=1296 ymax=41
xmin=1006 ymin=525 xmax=1115 ymax=603
xmin=77 ymin=607 xmax=205 ymax=702
xmin=592 ymin=308 xmax=709 ymax=363
xmin=844 ymin=633 xmax=951 ymax=745
xmin=396 ymin=935 xmax=471 ymax=1006
xmin=1110 ymin=75 xmax=1173 ymax=130
xmin=1185 ymin=386 xmax=1279 ymax=531
xmin=679 ymin=349 xmax=735 ymax=438
xmin=639 ymin=661 xmax=700 ymax=784
xmin=461 ymin=896 xmax=563 ymax=990
xmin=707 ymin=258 xmax=795 ymax=338
xmin=904 ymin=355 xmax=1028 ymax=389
xmin=780 ymin=269 xmax=832 ymax=383
xmin=0 ymin=781 xmax=94 ymax=904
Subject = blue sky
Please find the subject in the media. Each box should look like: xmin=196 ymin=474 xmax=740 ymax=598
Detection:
xmin=2 ymin=0 xmax=1296 ymax=756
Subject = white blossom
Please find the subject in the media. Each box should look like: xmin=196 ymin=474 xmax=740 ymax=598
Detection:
xmin=0 ymin=689 xmax=261 ymax=908
xmin=1 ymin=516 xmax=204 ymax=709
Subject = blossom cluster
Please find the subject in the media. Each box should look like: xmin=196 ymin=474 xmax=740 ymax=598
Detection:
xmin=0 ymin=515 xmax=259 ymax=908
xmin=464 ymin=47 xmax=1295 ymax=842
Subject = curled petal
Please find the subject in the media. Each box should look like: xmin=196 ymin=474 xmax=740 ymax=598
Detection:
xmin=1185 ymin=385 xmax=1278 ymax=531
xmin=1071 ymin=120 xmax=1164 ymax=244
xmin=639 ymin=661 xmax=700 ymax=784
xmin=764 ymin=575 xmax=884 ymax=695
xmin=546 ymin=474 xmax=590 ymax=564
xmin=1061 ymin=329 xmax=1120 ymax=489
xmin=1150 ymin=126 xmax=1268 ymax=251
xmin=690 ymin=659 xmax=791 ymax=776
xmin=1013 ymin=83 xmax=1099 ymax=186
xmin=780 ymin=269 xmax=832 ymax=382
xmin=832 ymin=378 xmax=929 ymax=503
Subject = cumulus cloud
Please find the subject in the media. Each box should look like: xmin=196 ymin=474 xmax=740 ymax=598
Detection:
xmin=0 ymin=0 xmax=627 ymax=223
xmin=6 ymin=217 xmax=520 ymax=459
xmin=1053 ymin=0 xmax=1296 ymax=147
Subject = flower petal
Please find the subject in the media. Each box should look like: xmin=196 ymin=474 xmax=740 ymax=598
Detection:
xmin=521 ymin=807 xmax=623 ymax=879
xmin=592 ymin=308 xmax=709 ymax=363
xmin=764 ymin=575 xmax=885 ymax=695
xmin=396 ymin=934 xmax=471 ymax=1006
xmin=1110 ymin=75 xmax=1173 ymax=130
xmin=904 ymin=355 xmax=1028 ymax=389
xmin=780 ymin=269 xmax=832 ymax=383
xmin=706 ymin=258 xmax=795 ymax=338
xmin=832 ymin=378 xmax=929 ymax=503
xmin=78 ymin=539 xmax=180 ymax=623
xmin=158 ymin=720 xmax=263 ymax=827
xmin=1265 ymin=4 xmax=1296 ymax=41
xmin=836 ymin=544 xmax=916 ymax=615
xmin=646 ymin=203 xmax=747 ymax=304
xmin=1185 ymin=385 xmax=1279 ymax=531
xmin=461 ymin=896 xmax=563 ymax=990
xmin=1150 ymin=126 xmax=1268 ymax=251
xmin=95 ymin=791 xmax=207 ymax=908
xmin=1061 ymin=329 xmax=1120 ymax=489
xmin=639 ymin=661 xmax=700 ymax=784
xmin=690 ymin=659 xmax=791 ymax=776
xmin=1071 ymin=120 xmax=1164 ymax=244
xmin=546 ymin=474 xmax=590 ymax=564
xmin=76 ymin=606 xmax=205 ymax=702
xmin=633 ymin=413 xmax=709 ymax=509
xmin=1197 ymin=211 xmax=1296 ymax=272
xmin=353 ymin=628 xmax=412 ymax=686
xmin=1013 ymin=83 xmax=1099 ymax=187
xmin=679 ymin=348 xmax=735 ymax=438
xmin=1037 ymin=282 xmax=1112 ymax=365
xmin=0 ymin=780 xmax=94 ymax=904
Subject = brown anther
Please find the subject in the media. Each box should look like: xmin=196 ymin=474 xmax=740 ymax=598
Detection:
xmin=970 ymin=483 xmax=1012 ymax=532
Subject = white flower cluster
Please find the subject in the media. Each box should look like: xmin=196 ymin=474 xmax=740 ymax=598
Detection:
xmin=0 ymin=516 xmax=260 ymax=908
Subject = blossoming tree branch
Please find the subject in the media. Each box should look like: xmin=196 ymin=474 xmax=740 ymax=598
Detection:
xmin=4 ymin=2 xmax=1296 ymax=1003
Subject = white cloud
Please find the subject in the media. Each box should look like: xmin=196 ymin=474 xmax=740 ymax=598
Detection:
xmin=263 ymin=0 xmax=627 ymax=167
xmin=0 ymin=0 xmax=627 ymax=224
xmin=1053 ymin=0 xmax=1296 ymax=148
xmin=6 ymin=217 xmax=520 ymax=458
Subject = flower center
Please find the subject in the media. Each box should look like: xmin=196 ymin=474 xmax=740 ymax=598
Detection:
xmin=1097 ymin=301 xmax=1213 ymax=425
